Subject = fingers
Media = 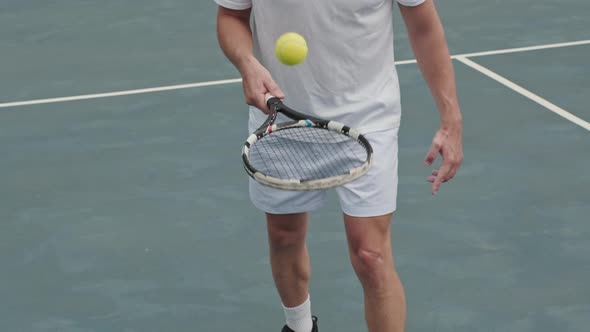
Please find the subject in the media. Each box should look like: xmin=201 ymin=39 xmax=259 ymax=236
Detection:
xmin=256 ymin=92 xmax=271 ymax=114
xmin=431 ymin=162 xmax=452 ymax=195
xmin=426 ymin=169 xmax=438 ymax=183
xmin=244 ymin=87 xmax=271 ymax=114
xmin=427 ymin=169 xmax=452 ymax=184
xmin=424 ymin=135 xmax=442 ymax=192
xmin=244 ymin=82 xmax=284 ymax=114
xmin=264 ymin=80 xmax=285 ymax=99
xmin=244 ymin=89 xmax=269 ymax=114
xmin=261 ymin=80 xmax=284 ymax=115
xmin=424 ymin=140 xmax=441 ymax=166
xmin=428 ymin=155 xmax=462 ymax=194
xmin=241 ymin=63 xmax=285 ymax=114
xmin=425 ymin=127 xmax=463 ymax=195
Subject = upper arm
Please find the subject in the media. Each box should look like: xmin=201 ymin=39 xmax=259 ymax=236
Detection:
xmin=396 ymin=0 xmax=427 ymax=7
xmin=398 ymin=0 xmax=439 ymax=35
xmin=216 ymin=0 xmax=252 ymax=21
xmin=215 ymin=0 xmax=252 ymax=11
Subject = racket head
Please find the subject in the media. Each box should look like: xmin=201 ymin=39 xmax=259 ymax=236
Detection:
xmin=242 ymin=101 xmax=373 ymax=191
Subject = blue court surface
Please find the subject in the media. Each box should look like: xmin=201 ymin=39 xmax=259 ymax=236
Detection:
xmin=1 ymin=1 xmax=589 ymax=331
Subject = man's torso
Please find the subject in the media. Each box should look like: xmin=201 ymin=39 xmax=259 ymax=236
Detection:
xmin=249 ymin=0 xmax=402 ymax=133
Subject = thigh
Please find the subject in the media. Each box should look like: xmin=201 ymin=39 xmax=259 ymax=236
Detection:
xmin=336 ymin=127 xmax=399 ymax=217
xmin=249 ymin=178 xmax=327 ymax=214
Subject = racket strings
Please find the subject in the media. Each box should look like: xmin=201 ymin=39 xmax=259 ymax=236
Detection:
xmin=325 ymin=125 xmax=360 ymax=172
xmin=302 ymin=126 xmax=355 ymax=179
xmin=249 ymin=127 xmax=368 ymax=182
xmin=291 ymin=127 xmax=332 ymax=179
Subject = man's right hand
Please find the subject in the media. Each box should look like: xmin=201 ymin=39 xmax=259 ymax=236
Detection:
xmin=239 ymin=57 xmax=285 ymax=114
xmin=217 ymin=5 xmax=284 ymax=113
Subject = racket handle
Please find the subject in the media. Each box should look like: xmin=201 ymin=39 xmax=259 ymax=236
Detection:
xmin=265 ymin=93 xmax=282 ymax=111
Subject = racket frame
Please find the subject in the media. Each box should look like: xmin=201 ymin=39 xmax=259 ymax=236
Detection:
xmin=242 ymin=97 xmax=373 ymax=191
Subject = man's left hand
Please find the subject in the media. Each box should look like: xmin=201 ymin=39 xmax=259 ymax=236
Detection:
xmin=424 ymin=122 xmax=463 ymax=195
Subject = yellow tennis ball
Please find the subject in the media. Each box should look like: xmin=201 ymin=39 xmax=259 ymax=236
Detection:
xmin=275 ymin=32 xmax=308 ymax=66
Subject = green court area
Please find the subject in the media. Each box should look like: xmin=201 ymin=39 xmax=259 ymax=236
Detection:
xmin=1 ymin=1 xmax=589 ymax=331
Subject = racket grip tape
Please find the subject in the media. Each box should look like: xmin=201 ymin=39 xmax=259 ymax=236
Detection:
xmin=265 ymin=93 xmax=282 ymax=110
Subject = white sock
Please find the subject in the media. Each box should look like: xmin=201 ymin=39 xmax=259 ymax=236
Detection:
xmin=282 ymin=294 xmax=313 ymax=332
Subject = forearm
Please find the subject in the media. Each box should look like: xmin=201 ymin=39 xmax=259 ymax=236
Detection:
xmin=216 ymin=6 xmax=284 ymax=110
xmin=216 ymin=6 xmax=258 ymax=74
xmin=401 ymin=3 xmax=461 ymax=127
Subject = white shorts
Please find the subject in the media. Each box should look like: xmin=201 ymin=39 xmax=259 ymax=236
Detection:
xmin=248 ymin=127 xmax=400 ymax=218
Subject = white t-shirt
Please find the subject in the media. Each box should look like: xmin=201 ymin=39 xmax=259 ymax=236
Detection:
xmin=215 ymin=0 xmax=426 ymax=133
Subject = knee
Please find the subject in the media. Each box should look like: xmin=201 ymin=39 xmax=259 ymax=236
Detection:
xmin=267 ymin=223 xmax=306 ymax=252
xmin=350 ymin=246 xmax=392 ymax=288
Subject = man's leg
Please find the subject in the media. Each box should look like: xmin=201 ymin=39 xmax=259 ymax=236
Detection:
xmin=344 ymin=213 xmax=406 ymax=332
xmin=267 ymin=212 xmax=310 ymax=306
xmin=267 ymin=212 xmax=313 ymax=332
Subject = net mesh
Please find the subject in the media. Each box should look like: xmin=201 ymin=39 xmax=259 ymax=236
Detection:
xmin=248 ymin=127 xmax=368 ymax=181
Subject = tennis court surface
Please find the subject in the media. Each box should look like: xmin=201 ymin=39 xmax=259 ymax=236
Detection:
xmin=1 ymin=1 xmax=588 ymax=331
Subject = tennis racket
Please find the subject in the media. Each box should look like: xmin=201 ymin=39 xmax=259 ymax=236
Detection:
xmin=242 ymin=94 xmax=373 ymax=191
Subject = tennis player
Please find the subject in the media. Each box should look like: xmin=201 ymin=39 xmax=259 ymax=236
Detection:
xmin=216 ymin=0 xmax=463 ymax=331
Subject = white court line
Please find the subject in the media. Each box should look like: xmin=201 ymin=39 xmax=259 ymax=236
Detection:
xmin=452 ymin=39 xmax=590 ymax=59
xmin=1 ymin=39 xmax=589 ymax=109
xmin=395 ymin=59 xmax=418 ymax=65
xmin=455 ymin=56 xmax=590 ymax=131
xmin=0 ymin=79 xmax=243 ymax=108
